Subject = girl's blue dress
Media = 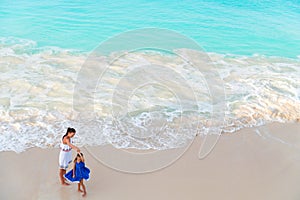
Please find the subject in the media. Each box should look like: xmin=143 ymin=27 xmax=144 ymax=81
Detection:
xmin=64 ymin=161 xmax=90 ymax=182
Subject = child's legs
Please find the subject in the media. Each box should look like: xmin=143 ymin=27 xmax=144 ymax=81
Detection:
xmin=77 ymin=183 xmax=82 ymax=191
xmin=80 ymin=179 xmax=86 ymax=193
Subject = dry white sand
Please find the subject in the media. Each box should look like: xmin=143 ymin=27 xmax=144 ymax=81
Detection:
xmin=1 ymin=122 xmax=300 ymax=200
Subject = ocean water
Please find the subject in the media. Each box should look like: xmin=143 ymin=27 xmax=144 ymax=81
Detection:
xmin=0 ymin=0 xmax=299 ymax=152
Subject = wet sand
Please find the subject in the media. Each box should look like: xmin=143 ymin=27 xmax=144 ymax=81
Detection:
xmin=1 ymin=122 xmax=300 ymax=200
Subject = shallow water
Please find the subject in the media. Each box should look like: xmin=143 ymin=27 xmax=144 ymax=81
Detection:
xmin=0 ymin=39 xmax=299 ymax=152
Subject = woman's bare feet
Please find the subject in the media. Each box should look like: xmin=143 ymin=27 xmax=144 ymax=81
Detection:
xmin=61 ymin=182 xmax=70 ymax=186
xmin=82 ymin=192 xmax=87 ymax=197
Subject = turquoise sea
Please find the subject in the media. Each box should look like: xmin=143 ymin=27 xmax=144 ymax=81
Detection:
xmin=0 ymin=0 xmax=299 ymax=152
xmin=1 ymin=0 xmax=300 ymax=57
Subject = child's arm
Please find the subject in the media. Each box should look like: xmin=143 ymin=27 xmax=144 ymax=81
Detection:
xmin=72 ymin=162 xmax=76 ymax=177
xmin=79 ymin=153 xmax=85 ymax=163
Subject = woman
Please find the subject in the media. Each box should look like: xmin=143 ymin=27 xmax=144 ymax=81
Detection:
xmin=59 ymin=127 xmax=80 ymax=185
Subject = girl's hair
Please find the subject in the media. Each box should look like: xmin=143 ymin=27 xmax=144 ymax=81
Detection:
xmin=74 ymin=153 xmax=84 ymax=162
xmin=62 ymin=127 xmax=76 ymax=141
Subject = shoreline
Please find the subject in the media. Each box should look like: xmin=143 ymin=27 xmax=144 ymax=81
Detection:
xmin=1 ymin=122 xmax=300 ymax=200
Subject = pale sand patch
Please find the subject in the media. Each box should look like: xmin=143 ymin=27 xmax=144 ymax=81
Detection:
xmin=0 ymin=122 xmax=300 ymax=200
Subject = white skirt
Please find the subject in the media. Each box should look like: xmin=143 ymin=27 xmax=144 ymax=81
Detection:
xmin=59 ymin=150 xmax=72 ymax=170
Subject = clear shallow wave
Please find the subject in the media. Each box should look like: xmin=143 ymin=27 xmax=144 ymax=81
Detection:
xmin=0 ymin=37 xmax=299 ymax=152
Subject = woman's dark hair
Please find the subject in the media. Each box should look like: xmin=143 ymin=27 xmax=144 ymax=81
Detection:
xmin=62 ymin=127 xmax=76 ymax=140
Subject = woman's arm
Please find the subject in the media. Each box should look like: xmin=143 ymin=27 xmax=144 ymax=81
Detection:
xmin=65 ymin=138 xmax=80 ymax=152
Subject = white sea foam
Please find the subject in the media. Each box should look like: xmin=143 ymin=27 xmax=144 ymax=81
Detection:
xmin=0 ymin=38 xmax=299 ymax=152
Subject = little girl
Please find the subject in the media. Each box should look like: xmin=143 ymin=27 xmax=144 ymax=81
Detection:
xmin=64 ymin=153 xmax=90 ymax=197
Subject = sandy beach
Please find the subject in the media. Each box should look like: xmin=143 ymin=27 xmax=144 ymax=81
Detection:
xmin=1 ymin=0 xmax=300 ymax=199
xmin=1 ymin=122 xmax=300 ymax=200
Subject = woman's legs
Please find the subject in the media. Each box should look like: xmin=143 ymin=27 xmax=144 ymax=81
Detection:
xmin=59 ymin=169 xmax=69 ymax=185
xmin=80 ymin=179 xmax=87 ymax=197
